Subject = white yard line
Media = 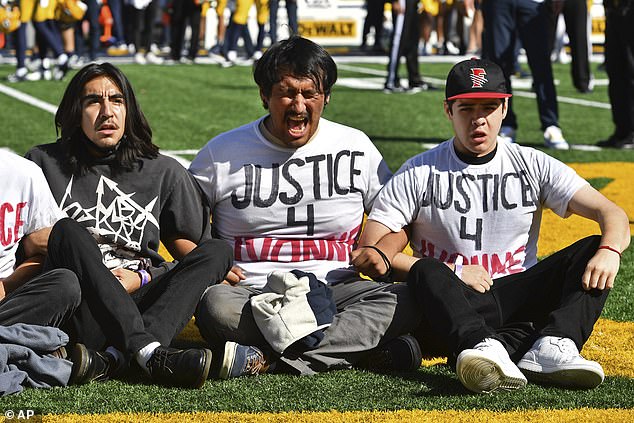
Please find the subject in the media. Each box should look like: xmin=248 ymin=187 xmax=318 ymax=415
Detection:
xmin=0 ymin=82 xmax=58 ymax=114
xmin=336 ymin=63 xmax=611 ymax=110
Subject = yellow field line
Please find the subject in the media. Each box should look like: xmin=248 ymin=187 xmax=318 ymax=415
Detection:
xmin=47 ymin=409 xmax=634 ymax=422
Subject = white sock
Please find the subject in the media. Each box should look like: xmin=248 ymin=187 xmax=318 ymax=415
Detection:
xmin=135 ymin=341 xmax=161 ymax=374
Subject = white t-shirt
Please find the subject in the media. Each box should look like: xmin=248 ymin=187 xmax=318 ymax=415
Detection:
xmin=190 ymin=117 xmax=392 ymax=288
xmin=369 ymin=139 xmax=588 ymax=278
xmin=0 ymin=150 xmax=65 ymax=278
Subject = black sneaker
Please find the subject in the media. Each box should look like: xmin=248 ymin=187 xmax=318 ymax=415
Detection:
xmin=217 ymin=342 xmax=269 ymax=379
xmin=69 ymin=344 xmax=116 ymax=385
xmin=597 ymin=133 xmax=634 ymax=149
xmin=360 ymin=335 xmax=423 ymax=372
xmin=146 ymin=346 xmax=212 ymax=388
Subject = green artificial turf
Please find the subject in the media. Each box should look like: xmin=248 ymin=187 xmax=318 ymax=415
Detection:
xmin=1 ymin=368 xmax=633 ymax=414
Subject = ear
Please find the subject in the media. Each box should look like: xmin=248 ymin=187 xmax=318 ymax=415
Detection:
xmin=259 ymin=89 xmax=269 ymax=109
xmin=501 ymin=99 xmax=509 ymax=119
xmin=324 ymin=93 xmax=330 ymax=106
xmin=443 ymin=101 xmax=452 ymax=119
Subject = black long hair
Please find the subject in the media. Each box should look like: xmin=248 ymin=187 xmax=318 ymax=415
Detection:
xmin=253 ymin=35 xmax=338 ymax=102
xmin=55 ymin=62 xmax=159 ymax=175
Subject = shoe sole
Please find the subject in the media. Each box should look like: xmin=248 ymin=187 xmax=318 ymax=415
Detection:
xmin=517 ymin=360 xmax=604 ymax=389
xmin=457 ymin=350 xmax=527 ymax=394
xmin=69 ymin=344 xmax=91 ymax=385
xmin=218 ymin=341 xmax=238 ymax=380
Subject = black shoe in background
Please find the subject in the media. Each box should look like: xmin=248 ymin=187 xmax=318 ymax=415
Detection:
xmin=597 ymin=133 xmax=634 ymax=149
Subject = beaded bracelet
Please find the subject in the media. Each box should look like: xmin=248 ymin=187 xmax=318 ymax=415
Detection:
xmin=361 ymin=245 xmax=393 ymax=282
xmin=598 ymin=245 xmax=622 ymax=258
xmin=137 ymin=269 xmax=150 ymax=287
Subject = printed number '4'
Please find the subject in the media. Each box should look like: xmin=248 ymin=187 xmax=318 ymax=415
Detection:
xmin=287 ymin=205 xmax=315 ymax=236
xmin=460 ymin=216 xmax=482 ymax=250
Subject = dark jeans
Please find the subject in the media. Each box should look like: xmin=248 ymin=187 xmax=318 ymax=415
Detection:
xmin=269 ymin=0 xmax=298 ymax=44
xmin=131 ymin=1 xmax=160 ymax=52
xmin=408 ymin=235 xmax=607 ymax=362
xmin=170 ymin=0 xmax=202 ymax=60
xmin=48 ymin=218 xmax=232 ymax=356
xmin=0 ymin=269 xmax=80 ymax=328
xmin=482 ymin=0 xmax=559 ymax=130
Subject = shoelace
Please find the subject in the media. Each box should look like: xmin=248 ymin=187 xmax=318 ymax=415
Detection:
xmin=553 ymin=338 xmax=578 ymax=360
xmin=243 ymin=352 xmax=267 ymax=375
xmin=147 ymin=349 xmax=174 ymax=375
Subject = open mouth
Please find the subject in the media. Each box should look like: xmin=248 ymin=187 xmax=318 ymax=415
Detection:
xmin=287 ymin=115 xmax=308 ymax=138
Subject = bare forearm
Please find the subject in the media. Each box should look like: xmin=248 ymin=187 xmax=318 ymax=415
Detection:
xmin=373 ymin=230 xmax=409 ymax=263
xmin=391 ymin=252 xmax=420 ymax=281
xmin=22 ymin=227 xmax=52 ymax=257
xmin=597 ymin=206 xmax=631 ymax=254
xmin=164 ymin=238 xmax=198 ymax=260
xmin=1 ymin=256 xmax=44 ymax=297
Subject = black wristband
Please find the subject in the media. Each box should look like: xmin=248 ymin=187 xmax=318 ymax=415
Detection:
xmin=362 ymin=245 xmax=393 ymax=282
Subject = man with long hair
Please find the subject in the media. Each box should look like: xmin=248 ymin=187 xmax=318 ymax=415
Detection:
xmin=26 ymin=62 xmax=233 ymax=388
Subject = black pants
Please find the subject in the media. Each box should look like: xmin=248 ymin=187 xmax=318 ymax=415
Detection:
xmin=0 ymin=269 xmax=80 ymax=328
xmin=48 ymin=218 xmax=232 ymax=356
xmin=170 ymin=0 xmax=202 ymax=60
xmin=605 ymin=3 xmax=634 ymax=138
xmin=562 ymin=0 xmax=591 ymax=92
xmin=408 ymin=236 xmax=607 ymax=362
xmin=385 ymin=0 xmax=422 ymax=88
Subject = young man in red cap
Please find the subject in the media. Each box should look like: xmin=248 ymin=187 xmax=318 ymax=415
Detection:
xmin=352 ymin=58 xmax=630 ymax=394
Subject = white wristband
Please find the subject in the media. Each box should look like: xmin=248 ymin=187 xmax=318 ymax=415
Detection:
xmin=454 ymin=263 xmax=463 ymax=279
xmin=454 ymin=256 xmax=464 ymax=279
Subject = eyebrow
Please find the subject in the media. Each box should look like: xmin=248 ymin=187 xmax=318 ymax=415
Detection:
xmin=81 ymin=93 xmax=125 ymax=102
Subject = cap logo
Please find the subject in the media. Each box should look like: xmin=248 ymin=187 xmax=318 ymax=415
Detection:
xmin=470 ymin=68 xmax=487 ymax=88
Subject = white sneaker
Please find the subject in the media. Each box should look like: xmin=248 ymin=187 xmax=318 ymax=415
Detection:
xmin=543 ymin=125 xmax=570 ymax=150
xmin=456 ymin=338 xmax=527 ymax=394
xmin=134 ymin=52 xmax=147 ymax=65
xmin=498 ymin=126 xmax=516 ymax=144
xmin=145 ymin=52 xmax=164 ymax=65
xmin=517 ymin=336 xmax=604 ymax=389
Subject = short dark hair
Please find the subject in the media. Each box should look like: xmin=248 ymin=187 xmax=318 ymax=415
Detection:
xmin=55 ymin=62 xmax=158 ymax=175
xmin=253 ymin=36 xmax=337 ymax=101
